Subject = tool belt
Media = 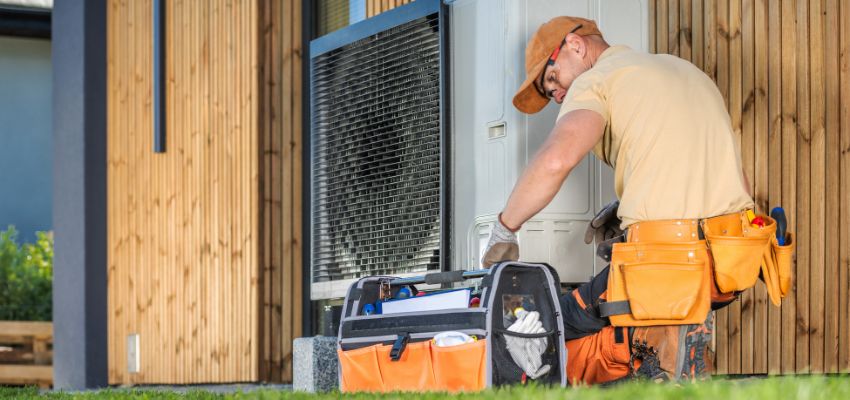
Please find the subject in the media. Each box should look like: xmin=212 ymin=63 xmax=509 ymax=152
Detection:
xmin=600 ymin=210 xmax=794 ymax=327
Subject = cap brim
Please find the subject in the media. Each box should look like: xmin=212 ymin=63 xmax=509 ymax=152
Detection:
xmin=512 ymin=58 xmax=550 ymax=114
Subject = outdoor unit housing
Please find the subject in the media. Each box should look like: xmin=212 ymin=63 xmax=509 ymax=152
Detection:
xmin=310 ymin=0 xmax=649 ymax=299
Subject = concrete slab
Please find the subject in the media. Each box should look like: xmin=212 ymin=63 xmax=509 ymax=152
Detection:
xmin=293 ymin=336 xmax=339 ymax=392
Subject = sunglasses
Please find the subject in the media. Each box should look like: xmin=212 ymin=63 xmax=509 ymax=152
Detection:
xmin=536 ymin=24 xmax=583 ymax=99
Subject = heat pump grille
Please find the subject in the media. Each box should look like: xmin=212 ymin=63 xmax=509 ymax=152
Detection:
xmin=311 ymin=13 xmax=443 ymax=282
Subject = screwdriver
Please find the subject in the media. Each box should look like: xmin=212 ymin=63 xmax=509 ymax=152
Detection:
xmin=770 ymin=207 xmax=787 ymax=246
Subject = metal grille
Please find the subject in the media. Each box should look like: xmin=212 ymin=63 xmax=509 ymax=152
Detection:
xmin=311 ymin=13 xmax=443 ymax=283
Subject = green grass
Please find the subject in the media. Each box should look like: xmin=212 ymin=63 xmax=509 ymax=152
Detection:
xmin=2 ymin=377 xmax=849 ymax=399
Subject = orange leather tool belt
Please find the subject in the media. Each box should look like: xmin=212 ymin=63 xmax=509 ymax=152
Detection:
xmin=600 ymin=210 xmax=794 ymax=327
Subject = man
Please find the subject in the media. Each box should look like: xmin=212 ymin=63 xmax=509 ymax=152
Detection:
xmin=482 ymin=16 xmax=754 ymax=384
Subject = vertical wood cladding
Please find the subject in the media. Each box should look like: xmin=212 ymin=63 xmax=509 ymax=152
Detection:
xmin=366 ymin=0 xmax=411 ymax=18
xmin=650 ymin=0 xmax=850 ymax=374
xmin=107 ymin=0 xmax=296 ymax=384
xmin=258 ymin=0 xmax=304 ymax=383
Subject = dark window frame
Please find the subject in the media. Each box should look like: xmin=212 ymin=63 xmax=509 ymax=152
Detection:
xmin=0 ymin=6 xmax=50 ymax=39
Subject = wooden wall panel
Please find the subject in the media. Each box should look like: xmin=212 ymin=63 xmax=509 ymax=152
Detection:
xmin=107 ymin=0 xmax=272 ymax=384
xmin=824 ymin=0 xmax=841 ymax=375
xmin=779 ymin=0 xmax=798 ymax=374
xmin=840 ymin=0 xmax=850 ymax=373
xmin=258 ymin=0 xmax=303 ymax=384
xmin=649 ymin=0 xmax=850 ymax=374
xmin=366 ymin=0 xmax=411 ymax=18
xmin=766 ymin=0 xmax=782 ymax=373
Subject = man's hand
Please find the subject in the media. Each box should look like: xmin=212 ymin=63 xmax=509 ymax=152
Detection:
xmin=584 ymin=200 xmax=623 ymax=244
xmin=481 ymin=216 xmax=519 ymax=268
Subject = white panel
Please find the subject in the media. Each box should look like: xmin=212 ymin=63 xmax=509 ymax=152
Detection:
xmin=596 ymin=0 xmax=649 ymax=52
xmin=486 ymin=141 xmax=507 ymax=211
xmin=521 ymin=222 xmax=549 ymax=264
xmin=451 ymin=0 xmax=489 ymax=271
xmin=551 ymin=220 xmax=596 ymax=283
xmin=127 ymin=334 xmax=140 ymax=373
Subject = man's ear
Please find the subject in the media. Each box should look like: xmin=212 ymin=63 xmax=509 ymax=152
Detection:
xmin=565 ymin=33 xmax=586 ymax=57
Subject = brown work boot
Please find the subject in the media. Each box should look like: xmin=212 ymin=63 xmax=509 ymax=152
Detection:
xmin=631 ymin=313 xmax=714 ymax=382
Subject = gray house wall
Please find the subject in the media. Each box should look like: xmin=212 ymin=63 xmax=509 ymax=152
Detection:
xmin=0 ymin=35 xmax=52 ymax=242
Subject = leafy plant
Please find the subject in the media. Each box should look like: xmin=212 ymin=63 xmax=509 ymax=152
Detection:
xmin=0 ymin=226 xmax=53 ymax=321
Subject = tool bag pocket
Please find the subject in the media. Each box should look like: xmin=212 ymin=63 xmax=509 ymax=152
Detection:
xmin=431 ymin=339 xmax=487 ymax=391
xmin=703 ymin=212 xmax=776 ymax=293
xmin=774 ymin=233 xmax=794 ymax=297
xmin=376 ymin=340 xmax=437 ymax=392
xmin=606 ymin=242 xmax=711 ymax=326
xmin=622 ymin=262 xmax=704 ymax=320
xmin=341 ymin=338 xmax=487 ymax=393
xmin=338 ymin=345 xmax=385 ymax=392
xmin=761 ymin=232 xmax=794 ymax=305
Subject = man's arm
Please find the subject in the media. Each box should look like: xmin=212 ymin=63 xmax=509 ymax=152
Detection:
xmin=500 ymin=109 xmax=606 ymax=229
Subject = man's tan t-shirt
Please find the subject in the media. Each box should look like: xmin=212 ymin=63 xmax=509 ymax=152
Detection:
xmin=557 ymin=45 xmax=753 ymax=227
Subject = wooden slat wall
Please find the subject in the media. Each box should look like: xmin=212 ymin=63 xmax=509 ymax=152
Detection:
xmin=650 ymin=0 xmax=850 ymax=374
xmin=366 ymin=0 xmax=412 ymax=18
xmin=107 ymin=0 xmax=275 ymax=384
xmin=258 ymin=0 xmax=303 ymax=384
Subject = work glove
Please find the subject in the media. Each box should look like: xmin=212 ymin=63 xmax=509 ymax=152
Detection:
xmin=504 ymin=310 xmax=551 ymax=379
xmin=481 ymin=215 xmax=519 ymax=268
xmin=584 ymin=200 xmax=623 ymax=245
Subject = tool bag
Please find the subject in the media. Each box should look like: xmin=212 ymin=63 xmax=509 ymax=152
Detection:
xmin=336 ymin=261 xmax=568 ymax=392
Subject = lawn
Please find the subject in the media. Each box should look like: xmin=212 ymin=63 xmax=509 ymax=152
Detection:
xmin=2 ymin=376 xmax=848 ymax=399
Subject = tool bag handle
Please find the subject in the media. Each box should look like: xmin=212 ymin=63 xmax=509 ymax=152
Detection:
xmin=388 ymin=269 xmax=491 ymax=286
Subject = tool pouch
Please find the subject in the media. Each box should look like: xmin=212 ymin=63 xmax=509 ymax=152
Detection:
xmin=702 ymin=211 xmax=776 ymax=294
xmin=774 ymin=233 xmax=794 ymax=297
xmin=760 ymin=232 xmax=794 ymax=305
xmin=602 ymin=241 xmax=712 ymax=327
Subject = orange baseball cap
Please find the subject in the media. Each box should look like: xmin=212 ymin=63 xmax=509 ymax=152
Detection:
xmin=512 ymin=16 xmax=602 ymax=114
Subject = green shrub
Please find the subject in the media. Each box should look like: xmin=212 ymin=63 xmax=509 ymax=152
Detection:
xmin=0 ymin=226 xmax=53 ymax=321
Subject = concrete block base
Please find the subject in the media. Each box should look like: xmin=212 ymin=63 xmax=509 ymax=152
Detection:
xmin=293 ymin=336 xmax=338 ymax=392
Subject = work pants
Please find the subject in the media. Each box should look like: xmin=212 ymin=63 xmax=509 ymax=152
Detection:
xmin=559 ymin=266 xmax=714 ymax=385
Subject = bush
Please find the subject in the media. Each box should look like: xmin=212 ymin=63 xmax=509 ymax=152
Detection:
xmin=0 ymin=226 xmax=53 ymax=321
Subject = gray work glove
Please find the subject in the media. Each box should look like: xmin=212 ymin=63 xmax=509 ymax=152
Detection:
xmin=481 ymin=216 xmax=519 ymax=268
xmin=504 ymin=310 xmax=551 ymax=379
xmin=584 ymin=200 xmax=623 ymax=245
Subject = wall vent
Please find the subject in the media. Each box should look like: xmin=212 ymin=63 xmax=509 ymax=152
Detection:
xmin=309 ymin=0 xmax=447 ymax=298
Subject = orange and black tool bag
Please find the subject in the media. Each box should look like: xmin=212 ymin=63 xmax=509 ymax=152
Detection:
xmin=336 ymin=262 xmax=568 ymax=392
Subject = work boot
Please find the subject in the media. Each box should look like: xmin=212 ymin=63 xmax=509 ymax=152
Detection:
xmin=631 ymin=313 xmax=714 ymax=382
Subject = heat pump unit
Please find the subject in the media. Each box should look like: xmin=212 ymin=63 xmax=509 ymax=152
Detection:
xmin=310 ymin=0 xmax=448 ymax=299
xmin=309 ymin=0 xmax=649 ymax=299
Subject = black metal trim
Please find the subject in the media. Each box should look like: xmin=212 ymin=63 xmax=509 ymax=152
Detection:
xmin=309 ymin=0 xmax=441 ymax=57
xmin=0 ymin=6 xmax=50 ymax=39
xmin=308 ymin=0 xmax=317 ymax=295
xmin=302 ymin=0 xmax=314 ymax=336
xmin=152 ymin=0 xmax=165 ymax=153
xmin=438 ymin=0 xmax=451 ymax=272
